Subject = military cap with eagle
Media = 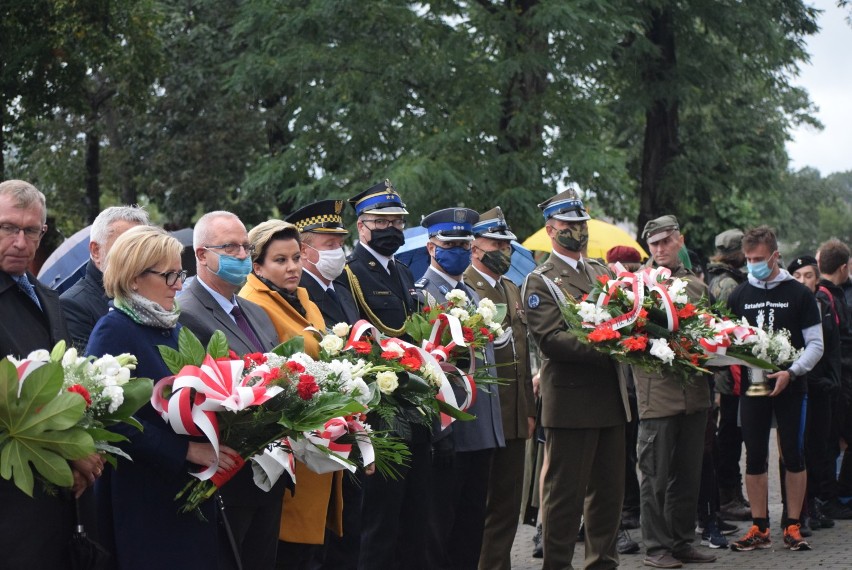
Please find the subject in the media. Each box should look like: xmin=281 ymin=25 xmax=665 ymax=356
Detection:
xmin=538 ymin=188 xmax=590 ymax=222
xmin=421 ymin=207 xmax=479 ymax=242
xmin=472 ymin=206 xmax=517 ymax=241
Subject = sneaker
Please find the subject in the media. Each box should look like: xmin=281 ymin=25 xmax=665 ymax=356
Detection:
xmin=617 ymin=528 xmax=640 ymax=554
xmin=717 ymin=517 xmax=739 ymax=535
xmin=811 ymin=499 xmax=835 ymax=529
xmin=730 ymin=525 xmax=772 ymax=552
xmin=720 ymin=497 xmax=752 ymax=521
xmin=532 ymin=523 xmax=542 ymax=558
xmin=783 ymin=523 xmax=811 ymax=551
xmin=673 ymin=546 xmax=717 ymax=563
xmin=622 ymin=511 xmax=641 ymax=530
xmin=700 ymin=519 xmax=729 ymax=549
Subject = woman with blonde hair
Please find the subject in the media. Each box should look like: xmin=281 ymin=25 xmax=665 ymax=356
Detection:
xmin=86 ymin=225 xmax=238 ymax=569
xmin=240 ymin=219 xmax=343 ymax=568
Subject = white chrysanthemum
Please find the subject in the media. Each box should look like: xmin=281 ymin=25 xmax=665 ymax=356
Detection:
xmin=288 ymin=352 xmax=315 ymax=368
xmin=445 ymin=289 xmax=468 ymax=305
xmin=327 ymin=359 xmax=353 ymax=385
xmin=649 ymin=338 xmax=675 ymax=364
xmin=478 ymin=298 xmax=497 ymax=313
xmin=26 ymin=349 xmax=50 ymax=362
xmin=332 ymin=322 xmax=351 ymax=338
xmin=449 ymin=307 xmax=470 ymax=322
xmin=376 ymin=371 xmax=399 ymax=394
xmin=103 ymin=385 xmax=124 ymax=413
xmin=320 ymin=334 xmax=345 ymax=355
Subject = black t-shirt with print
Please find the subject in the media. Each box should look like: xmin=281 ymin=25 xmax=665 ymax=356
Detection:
xmin=727 ymin=278 xmax=821 ymax=394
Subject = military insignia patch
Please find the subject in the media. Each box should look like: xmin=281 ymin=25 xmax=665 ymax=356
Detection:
xmin=528 ymin=294 xmax=540 ymax=309
xmin=454 ymin=209 xmax=466 ymax=223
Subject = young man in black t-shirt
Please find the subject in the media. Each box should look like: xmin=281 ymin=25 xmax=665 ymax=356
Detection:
xmin=727 ymin=226 xmax=824 ymax=553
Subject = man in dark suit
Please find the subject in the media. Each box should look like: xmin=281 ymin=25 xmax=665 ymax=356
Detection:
xmin=416 ymin=207 xmax=505 ymax=570
xmin=177 ymin=210 xmax=282 ymax=570
xmin=287 ymin=199 xmax=361 ymax=569
xmin=0 ymin=179 xmax=102 ymax=570
xmin=522 ymin=189 xmax=631 ymax=570
xmin=340 ymin=181 xmax=429 ymax=570
xmin=463 ymin=207 xmax=535 ymax=570
xmin=286 ymin=199 xmax=359 ymax=327
xmin=60 ymin=205 xmax=149 ymax=349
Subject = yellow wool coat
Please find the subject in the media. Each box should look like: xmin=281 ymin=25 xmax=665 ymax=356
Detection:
xmin=239 ymin=272 xmax=344 ymax=544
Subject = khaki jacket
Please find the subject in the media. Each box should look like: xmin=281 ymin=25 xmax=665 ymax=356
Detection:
xmin=632 ymin=262 xmax=712 ymax=419
xmin=522 ymin=254 xmax=630 ymax=429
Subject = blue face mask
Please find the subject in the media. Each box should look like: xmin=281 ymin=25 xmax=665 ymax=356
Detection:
xmin=434 ymin=246 xmax=472 ymax=276
xmin=747 ymin=259 xmax=772 ymax=281
xmin=211 ymin=252 xmax=252 ymax=286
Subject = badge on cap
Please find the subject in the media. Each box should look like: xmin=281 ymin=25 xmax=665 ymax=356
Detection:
xmin=528 ymin=294 xmax=540 ymax=309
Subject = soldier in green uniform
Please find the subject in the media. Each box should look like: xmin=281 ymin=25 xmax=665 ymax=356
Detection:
xmin=522 ymin=189 xmax=631 ymax=570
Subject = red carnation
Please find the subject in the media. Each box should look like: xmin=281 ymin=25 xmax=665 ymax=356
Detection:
xmin=228 ymin=350 xmax=240 ymax=360
xmin=677 ymin=303 xmax=697 ymax=319
xmin=286 ymin=361 xmax=306 ymax=374
xmin=596 ymin=274 xmax=610 ymax=286
xmin=462 ymin=327 xmax=475 ymax=343
xmin=423 ymin=306 xmax=431 ymax=313
xmin=587 ymin=326 xmax=621 ymax=343
xmin=297 ymin=374 xmax=319 ymax=400
xmin=351 ymin=341 xmax=372 ymax=355
xmin=621 ymin=335 xmax=648 ymax=352
xmin=67 ymin=384 xmax=92 ymax=407
xmin=243 ymin=352 xmax=267 ymax=367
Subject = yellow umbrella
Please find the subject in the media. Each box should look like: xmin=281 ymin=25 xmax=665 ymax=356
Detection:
xmin=522 ymin=219 xmax=649 ymax=260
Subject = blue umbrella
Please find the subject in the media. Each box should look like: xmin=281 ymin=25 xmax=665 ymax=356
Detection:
xmin=394 ymin=226 xmax=537 ymax=287
xmin=38 ymin=226 xmax=91 ymax=293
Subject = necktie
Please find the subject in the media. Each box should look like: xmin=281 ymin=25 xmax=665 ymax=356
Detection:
xmin=15 ymin=275 xmax=42 ymax=310
xmin=494 ymin=278 xmax=507 ymax=302
xmin=326 ymin=287 xmax=344 ymax=312
xmin=231 ymin=304 xmax=264 ymax=352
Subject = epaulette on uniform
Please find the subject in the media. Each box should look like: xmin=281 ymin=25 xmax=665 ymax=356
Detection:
xmin=346 ymin=253 xmax=357 ymax=263
xmin=532 ymin=263 xmax=553 ymax=275
xmin=414 ymin=277 xmax=430 ymax=289
xmin=587 ymin=258 xmax=607 ymax=268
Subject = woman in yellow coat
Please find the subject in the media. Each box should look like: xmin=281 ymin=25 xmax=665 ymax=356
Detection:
xmin=240 ymin=220 xmax=343 ymax=567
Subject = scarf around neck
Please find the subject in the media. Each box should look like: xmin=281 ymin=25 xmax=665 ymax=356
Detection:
xmin=114 ymin=292 xmax=180 ymax=329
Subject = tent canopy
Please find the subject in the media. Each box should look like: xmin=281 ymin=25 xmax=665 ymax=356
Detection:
xmin=522 ymin=219 xmax=648 ymax=260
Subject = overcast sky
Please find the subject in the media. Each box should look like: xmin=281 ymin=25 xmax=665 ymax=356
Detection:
xmin=786 ymin=0 xmax=852 ymax=175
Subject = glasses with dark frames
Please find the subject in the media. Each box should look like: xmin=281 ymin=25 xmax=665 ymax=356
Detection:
xmin=144 ymin=269 xmax=188 ymax=286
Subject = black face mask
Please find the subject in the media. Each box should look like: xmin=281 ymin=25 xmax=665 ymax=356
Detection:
xmin=368 ymin=227 xmax=405 ymax=256
xmin=480 ymin=248 xmax=513 ymax=276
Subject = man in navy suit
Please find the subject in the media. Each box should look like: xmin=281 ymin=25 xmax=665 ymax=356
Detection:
xmin=177 ymin=210 xmax=282 ymax=570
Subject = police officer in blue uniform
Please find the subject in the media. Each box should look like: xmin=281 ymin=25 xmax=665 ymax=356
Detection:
xmin=416 ymin=207 xmax=505 ymax=570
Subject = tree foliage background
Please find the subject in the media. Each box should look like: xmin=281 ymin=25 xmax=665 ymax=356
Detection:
xmin=2 ymin=0 xmax=850 ymax=259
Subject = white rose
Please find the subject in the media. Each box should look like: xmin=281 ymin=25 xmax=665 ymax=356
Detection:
xmin=320 ymin=335 xmax=345 ymax=355
xmin=332 ymin=322 xmax=351 ymax=338
xmin=649 ymin=338 xmax=675 ymax=364
xmin=375 ymin=371 xmax=399 ymax=394
xmin=421 ymin=363 xmax=442 ymax=388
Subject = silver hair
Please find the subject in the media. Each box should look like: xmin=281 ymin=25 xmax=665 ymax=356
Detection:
xmin=90 ymin=206 xmax=150 ymax=245
xmin=193 ymin=211 xmax=241 ymax=249
xmin=0 ymin=179 xmax=47 ymax=224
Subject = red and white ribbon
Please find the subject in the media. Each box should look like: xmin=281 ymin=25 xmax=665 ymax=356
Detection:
xmin=251 ymin=442 xmax=297 ymax=491
xmin=289 ymin=417 xmax=376 ymax=474
xmin=151 ymin=354 xmax=283 ymax=480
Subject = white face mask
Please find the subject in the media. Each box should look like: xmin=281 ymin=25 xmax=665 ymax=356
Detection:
xmin=310 ymin=246 xmax=347 ymax=281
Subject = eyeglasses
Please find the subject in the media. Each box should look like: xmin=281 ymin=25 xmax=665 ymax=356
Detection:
xmin=0 ymin=223 xmax=46 ymax=241
xmin=205 ymin=243 xmax=256 ymax=256
xmin=436 ymin=241 xmax=472 ymax=251
xmin=144 ymin=269 xmax=188 ymax=286
xmin=362 ymin=218 xmax=406 ymax=230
